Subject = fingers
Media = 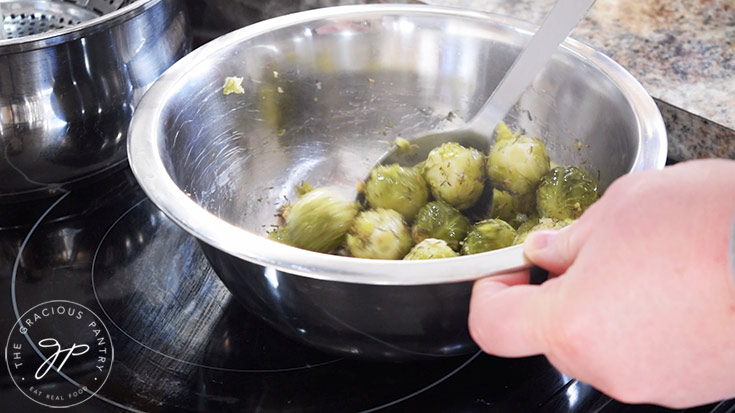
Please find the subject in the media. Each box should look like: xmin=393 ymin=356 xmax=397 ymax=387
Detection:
xmin=469 ymin=274 xmax=558 ymax=357
xmin=469 ymin=210 xmax=598 ymax=358
xmin=486 ymin=271 xmax=530 ymax=287
xmin=523 ymin=217 xmax=594 ymax=275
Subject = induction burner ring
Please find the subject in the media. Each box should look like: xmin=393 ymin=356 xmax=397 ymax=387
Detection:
xmin=9 ymin=181 xmax=493 ymax=412
xmin=10 ymin=191 xmax=140 ymax=412
xmin=358 ymin=350 xmax=483 ymax=413
xmin=90 ymin=197 xmax=343 ymax=373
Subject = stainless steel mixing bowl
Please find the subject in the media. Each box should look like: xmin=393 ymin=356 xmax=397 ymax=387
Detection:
xmin=128 ymin=5 xmax=667 ymax=359
xmin=0 ymin=0 xmax=191 ymax=202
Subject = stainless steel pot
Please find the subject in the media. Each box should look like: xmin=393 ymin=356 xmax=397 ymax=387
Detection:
xmin=0 ymin=0 xmax=191 ymax=202
xmin=128 ymin=5 xmax=667 ymax=359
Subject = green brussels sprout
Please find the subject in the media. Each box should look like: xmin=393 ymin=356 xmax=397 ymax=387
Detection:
xmin=365 ymin=164 xmax=429 ymax=221
xmin=471 ymin=187 xmax=537 ymax=229
xmin=462 ymin=182 xmax=494 ymax=224
xmin=267 ymin=227 xmax=292 ymax=244
xmin=461 ymin=219 xmax=517 ymax=255
xmin=514 ymin=215 xmax=540 ymax=240
xmin=411 ymin=201 xmax=471 ymax=251
xmin=464 ymin=182 xmax=534 ymax=224
xmin=489 ymin=188 xmax=515 ymax=221
xmin=511 ymin=191 xmax=537 ymax=216
xmin=277 ymin=187 xmax=359 ymax=253
xmin=536 ymin=166 xmax=600 ymax=220
xmin=346 ymin=209 xmax=413 ymax=259
xmin=490 ymin=188 xmax=536 ymax=222
xmin=394 ymin=137 xmax=418 ymax=154
xmin=403 ymin=238 xmax=459 ymax=260
xmin=507 ymin=212 xmax=535 ymax=229
xmin=513 ymin=217 xmax=573 ymax=245
xmin=295 ymin=181 xmax=314 ymax=197
xmin=422 ymin=142 xmax=486 ymax=210
xmin=487 ymin=129 xmax=550 ymax=195
xmin=413 ymin=160 xmax=426 ymax=173
xmin=494 ymin=121 xmax=519 ymax=143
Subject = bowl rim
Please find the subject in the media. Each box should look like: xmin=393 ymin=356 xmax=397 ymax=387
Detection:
xmin=128 ymin=4 xmax=667 ymax=286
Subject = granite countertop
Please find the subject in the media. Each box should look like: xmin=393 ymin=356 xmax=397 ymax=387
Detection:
xmin=421 ymin=0 xmax=735 ymax=160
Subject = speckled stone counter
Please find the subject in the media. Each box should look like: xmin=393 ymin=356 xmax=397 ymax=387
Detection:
xmin=421 ymin=0 xmax=735 ymax=160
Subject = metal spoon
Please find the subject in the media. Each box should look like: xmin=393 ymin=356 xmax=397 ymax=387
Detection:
xmin=381 ymin=0 xmax=598 ymax=166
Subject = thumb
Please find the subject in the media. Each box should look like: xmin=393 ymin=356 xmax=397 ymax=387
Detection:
xmin=469 ymin=275 xmax=560 ymax=357
xmin=523 ymin=218 xmax=593 ymax=275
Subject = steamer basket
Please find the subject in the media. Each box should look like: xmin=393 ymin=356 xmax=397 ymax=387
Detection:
xmin=0 ymin=0 xmax=191 ymax=202
xmin=0 ymin=0 xmax=124 ymax=38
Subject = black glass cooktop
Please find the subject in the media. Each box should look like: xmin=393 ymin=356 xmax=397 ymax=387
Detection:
xmin=0 ymin=1 xmax=733 ymax=410
xmin=1 ymin=167 xmax=734 ymax=412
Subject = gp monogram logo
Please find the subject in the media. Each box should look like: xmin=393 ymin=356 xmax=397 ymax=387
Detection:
xmin=5 ymin=300 xmax=114 ymax=408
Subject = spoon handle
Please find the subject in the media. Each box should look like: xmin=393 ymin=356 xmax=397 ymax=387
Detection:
xmin=470 ymin=0 xmax=598 ymax=134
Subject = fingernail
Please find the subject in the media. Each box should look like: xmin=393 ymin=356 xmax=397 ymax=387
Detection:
xmin=525 ymin=230 xmax=557 ymax=251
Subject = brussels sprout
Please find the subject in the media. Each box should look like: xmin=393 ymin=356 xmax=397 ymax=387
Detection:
xmin=507 ymin=212 xmax=536 ymax=230
xmin=494 ymin=121 xmax=519 ymax=143
xmin=394 ymin=137 xmax=418 ymax=154
xmin=295 ymin=181 xmax=314 ymax=197
xmin=462 ymin=182 xmax=494 ymax=223
xmin=346 ymin=209 xmax=413 ymax=259
xmin=277 ymin=187 xmax=359 ymax=253
xmin=422 ymin=142 xmax=486 ymax=210
xmin=413 ymin=160 xmax=426 ymax=173
xmin=411 ymin=201 xmax=471 ymax=251
xmin=514 ymin=215 xmax=540 ymax=241
xmin=365 ymin=164 xmax=429 ymax=221
xmin=513 ymin=191 xmax=538 ymax=215
xmin=267 ymin=227 xmax=292 ymax=244
xmin=490 ymin=188 xmax=536 ymax=220
xmin=487 ymin=130 xmax=550 ymax=196
xmin=536 ymin=166 xmax=600 ymax=220
xmin=473 ymin=187 xmax=536 ymax=228
xmin=489 ymin=188 xmax=515 ymax=221
xmin=513 ymin=217 xmax=573 ymax=245
xmin=403 ymin=238 xmax=459 ymax=260
xmin=461 ymin=219 xmax=517 ymax=255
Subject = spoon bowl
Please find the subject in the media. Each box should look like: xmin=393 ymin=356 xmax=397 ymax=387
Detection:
xmin=381 ymin=0 xmax=598 ymax=167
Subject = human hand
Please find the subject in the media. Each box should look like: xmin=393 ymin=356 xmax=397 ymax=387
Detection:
xmin=468 ymin=159 xmax=735 ymax=408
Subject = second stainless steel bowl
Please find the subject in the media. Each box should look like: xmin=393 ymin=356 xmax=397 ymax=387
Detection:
xmin=0 ymin=0 xmax=191 ymax=201
xmin=129 ymin=5 xmax=667 ymax=359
